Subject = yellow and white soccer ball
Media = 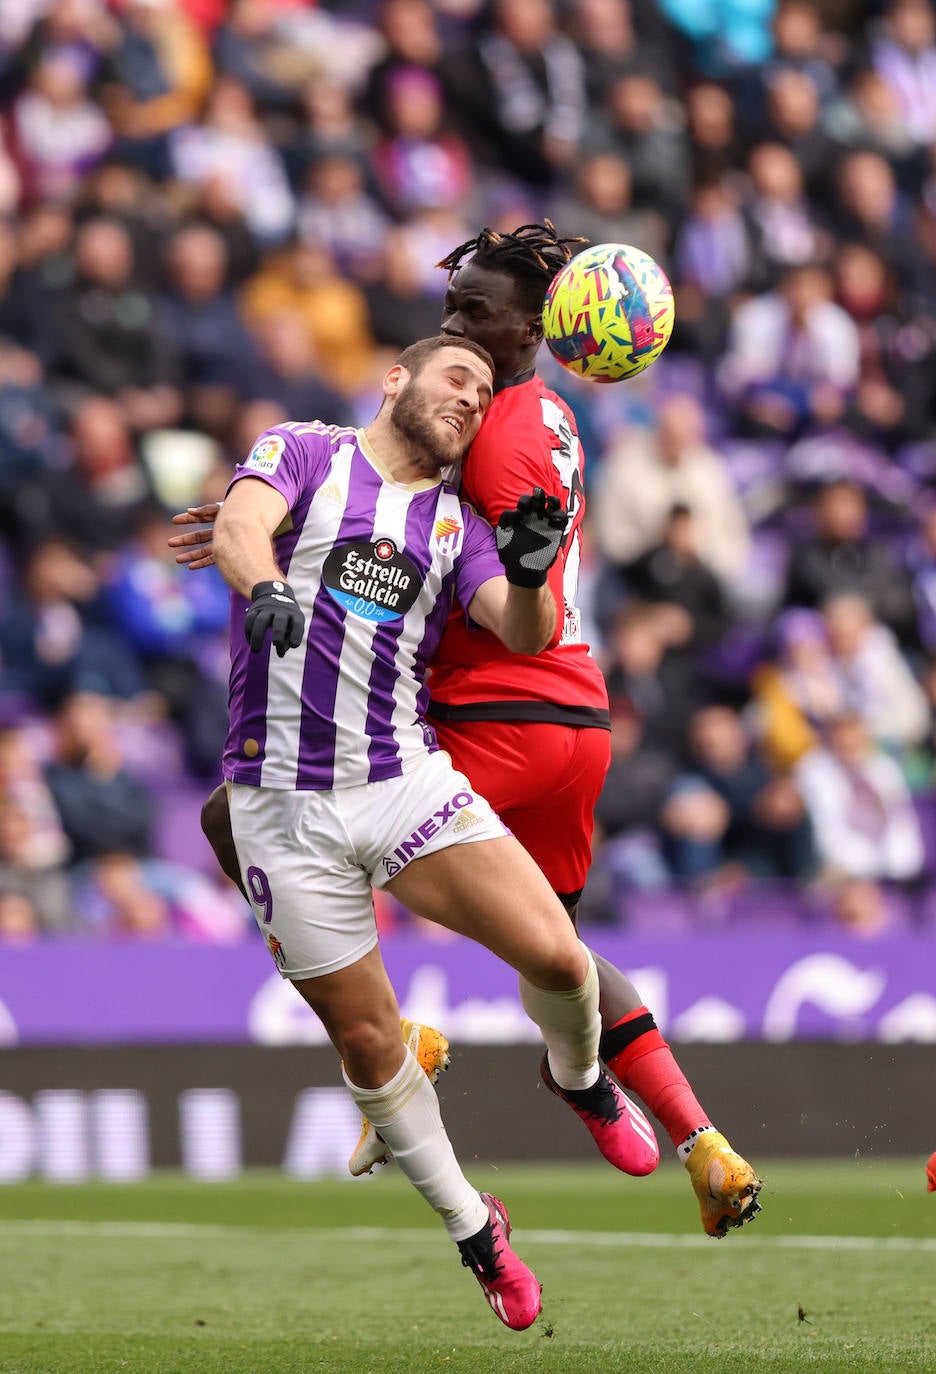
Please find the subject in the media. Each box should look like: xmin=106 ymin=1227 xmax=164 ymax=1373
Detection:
xmin=542 ymin=243 xmax=675 ymax=382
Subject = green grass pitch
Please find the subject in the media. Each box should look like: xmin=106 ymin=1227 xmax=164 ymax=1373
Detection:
xmin=0 ymin=1159 xmax=933 ymax=1373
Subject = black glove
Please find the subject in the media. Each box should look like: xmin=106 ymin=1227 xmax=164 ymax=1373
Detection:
xmin=245 ymin=580 xmax=305 ymax=657
xmin=495 ymin=487 xmax=569 ymax=588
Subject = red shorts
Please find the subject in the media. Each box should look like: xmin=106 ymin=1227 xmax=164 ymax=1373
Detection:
xmin=433 ymin=718 xmax=611 ymax=901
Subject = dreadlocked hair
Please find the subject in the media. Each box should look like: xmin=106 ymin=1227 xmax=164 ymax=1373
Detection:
xmin=436 ymin=220 xmax=588 ymax=316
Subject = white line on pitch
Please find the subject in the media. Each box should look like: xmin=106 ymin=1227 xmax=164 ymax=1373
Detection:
xmin=0 ymin=1221 xmax=933 ymax=1252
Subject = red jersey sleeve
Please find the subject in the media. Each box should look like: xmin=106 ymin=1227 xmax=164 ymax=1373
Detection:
xmin=428 ymin=376 xmax=608 ymax=721
xmin=460 ymin=385 xmax=568 ymax=647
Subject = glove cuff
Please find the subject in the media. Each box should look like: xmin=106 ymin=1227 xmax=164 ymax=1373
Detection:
xmin=503 ymin=565 xmax=549 ymax=590
xmin=250 ymin=579 xmax=297 ymax=603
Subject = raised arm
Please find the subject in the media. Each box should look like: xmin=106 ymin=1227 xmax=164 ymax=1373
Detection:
xmin=468 ymin=578 xmax=557 ymax=656
xmin=214 ymin=480 xmax=286 ymax=592
xmin=214 ymin=478 xmax=305 ymax=657
xmin=466 ymin=488 xmax=568 ymax=656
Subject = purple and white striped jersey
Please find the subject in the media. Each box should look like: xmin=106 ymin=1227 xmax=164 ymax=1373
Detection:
xmin=222 ymin=422 xmax=505 ymax=791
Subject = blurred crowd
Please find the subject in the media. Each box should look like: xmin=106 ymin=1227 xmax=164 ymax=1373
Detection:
xmin=2 ymin=0 xmax=936 ymax=944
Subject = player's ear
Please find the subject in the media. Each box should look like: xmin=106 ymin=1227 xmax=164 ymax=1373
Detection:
xmin=383 ymin=363 xmax=409 ymax=396
xmin=528 ymin=315 xmax=544 ymax=344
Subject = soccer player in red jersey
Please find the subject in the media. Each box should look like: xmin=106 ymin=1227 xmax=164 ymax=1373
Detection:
xmin=170 ymin=223 xmax=762 ymax=1236
xmin=433 ymin=224 xmax=761 ymax=1235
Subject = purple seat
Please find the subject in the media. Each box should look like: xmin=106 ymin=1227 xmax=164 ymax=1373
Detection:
xmin=702 ymin=623 xmax=770 ymax=683
xmin=895 ymin=441 xmax=936 ymax=483
xmin=619 ymin=891 xmax=694 ymax=935
xmin=913 ymin=794 xmax=936 ymax=880
xmin=153 ymin=785 xmax=217 ymax=875
xmin=650 ymin=353 xmax=708 ymax=401
xmin=718 ymin=438 xmax=786 ymax=498
xmin=118 ymin=720 xmax=187 ymax=788
xmin=734 ymin=528 xmax=788 ymax=610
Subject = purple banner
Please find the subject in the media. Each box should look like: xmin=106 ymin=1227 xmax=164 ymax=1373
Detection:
xmin=1 ymin=932 xmax=935 ymax=1045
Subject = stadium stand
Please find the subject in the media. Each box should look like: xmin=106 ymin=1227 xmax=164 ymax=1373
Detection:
xmin=2 ymin=0 xmax=936 ymax=942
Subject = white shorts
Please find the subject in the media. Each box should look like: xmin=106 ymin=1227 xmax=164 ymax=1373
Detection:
xmin=229 ymin=751 xmax=509 ymax=981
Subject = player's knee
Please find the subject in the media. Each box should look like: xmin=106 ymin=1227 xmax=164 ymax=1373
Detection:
xmin=525 ymin=926 xmax=590 ymax=991
xmin=201 ymin=785 xmax=244 ymax=891
xmin=201 ymin=785 xmax=232 ymax=849
xmin=552 ymin=945 xmax=591 ymax=990
xmin=340 ymin=1019 xmax=406 ymax=1087
xmin=199 ymin=791 xmax=235 ymax=862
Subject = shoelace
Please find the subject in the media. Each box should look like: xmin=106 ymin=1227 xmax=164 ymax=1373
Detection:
xmin=458 ymin=1219 xmax=502 ymax=1281
xmin=561 ymin=1072 xmax=624 ymax=1125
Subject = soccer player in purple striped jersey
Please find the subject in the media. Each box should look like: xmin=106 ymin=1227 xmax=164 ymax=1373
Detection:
xmin=170 ymin=224 xmax=762 ymax=1236
xmin=211 ymin=335 xmax=645 ymax=1331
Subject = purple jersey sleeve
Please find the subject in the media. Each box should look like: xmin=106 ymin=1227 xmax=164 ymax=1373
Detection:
xmin=453 ymin=500 xmax=505 ymax=611
xmin=227 ymin=425 xmax=334 ymax=510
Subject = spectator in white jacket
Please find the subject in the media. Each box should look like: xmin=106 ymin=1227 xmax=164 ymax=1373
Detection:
xmin=591 ymin=393 xmax=751 ymax=584
xmin=717 ymin=263 xmax=860 ymax=440
xmin=795 ymin=711 xmax=924 ymax=882
xmin=822 ymin=593 xmax=930 ymax=750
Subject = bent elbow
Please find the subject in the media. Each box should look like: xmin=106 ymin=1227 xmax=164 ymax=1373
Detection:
xmin=502 ymin=626 xmax=551 ymax=656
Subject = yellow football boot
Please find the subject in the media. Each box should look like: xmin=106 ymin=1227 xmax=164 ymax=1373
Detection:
xmin=348 ymin=1019 xmax=452 ymax=1177
xmin=685 ymin=1130 xmax=763 ymax=1237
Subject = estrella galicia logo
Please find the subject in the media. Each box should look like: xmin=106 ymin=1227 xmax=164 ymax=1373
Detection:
xmin=322 ymin=538 xmax=422 ymax=623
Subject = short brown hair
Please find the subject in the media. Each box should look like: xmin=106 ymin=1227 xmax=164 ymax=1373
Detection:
xmin=395 ymin=334 xmax=494 ymax=379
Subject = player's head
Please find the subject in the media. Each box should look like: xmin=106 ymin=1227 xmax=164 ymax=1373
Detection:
xmin=379 ymin=334 xmax=494 ymax=474
xmin=395 ymin=333 xmax=495 ymax=381
xmin=438 ymin=221 xmax=586 ymax=384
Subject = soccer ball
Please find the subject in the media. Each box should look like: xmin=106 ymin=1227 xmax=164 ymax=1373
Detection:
xmin=542 ymin=243 xmax=675 ymax=383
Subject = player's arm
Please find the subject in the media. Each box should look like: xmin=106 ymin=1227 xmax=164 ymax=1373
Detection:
xmin=215 ymin=479 xmax=286 ymax=594
xmin=462 ymin=419 xmax=570 ymax=646
xmin=169 ymin=502 xmax=221 ymax=569
xmin=466 ymin=488 xmax=568 ymax=656
xmin=214 ymin=478 xmax=305 ymax=657
xmin=468 ymin=579 xmax=556 ymax=655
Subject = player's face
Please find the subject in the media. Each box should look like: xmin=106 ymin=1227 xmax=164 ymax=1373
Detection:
xmin=440 ymin=264 xmax=540 ymax=383
xmin=390 ymin=347 xmax=493 ymax=472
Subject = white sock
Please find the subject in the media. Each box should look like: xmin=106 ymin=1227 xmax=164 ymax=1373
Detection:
xmin=519 ymin=945 xmax=601 ymax=1092
xmin=678 ymin=1125 xmax=720 ymax=1162
xmin=342 ymin=1049 xmax=487 ymax=1242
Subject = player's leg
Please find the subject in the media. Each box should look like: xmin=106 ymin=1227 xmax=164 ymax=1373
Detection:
xmin=296 ymin=947 xmax=539 ymax=1329
xmin=355 ymin=749 xmax=649 ymax=1176
xmin=348 ymin=1016 xmax=452 ymax=1177
xmin=381 ymin=830 xmax=658 ymax=1176
xmin=205 ymin=778 xmax=452 ymax=1176
xmin=201 ymin=784 xmax=247 ymax=898
xmin=447 ymin=720 xmax=644 ymax=1008
xmin=229 ymin=781 xmax=541 ymax=1330
xmin=439 ymin=718 xmax=762 ymax=1234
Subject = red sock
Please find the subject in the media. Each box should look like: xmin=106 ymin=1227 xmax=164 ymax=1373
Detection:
xmin=600 ymin=1007 xmax=712 ymax=1151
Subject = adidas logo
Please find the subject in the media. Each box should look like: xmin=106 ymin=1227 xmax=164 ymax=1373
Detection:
xmin=452 ymin=809 xmax=481 ymax=833
xmin=320 ymin=482 xmax=343 ymax=503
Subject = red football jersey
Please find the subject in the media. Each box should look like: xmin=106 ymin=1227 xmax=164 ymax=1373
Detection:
xmin=428 ymin=374 xmax=609 ymax=726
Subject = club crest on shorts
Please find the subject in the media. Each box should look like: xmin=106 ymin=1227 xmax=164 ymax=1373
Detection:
xmin=266 ymin=933 xmax=287 ymax=969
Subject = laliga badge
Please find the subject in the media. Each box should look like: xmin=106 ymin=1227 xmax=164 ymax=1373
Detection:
xmin=246 ymin=434 xmax=286 ymax=474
